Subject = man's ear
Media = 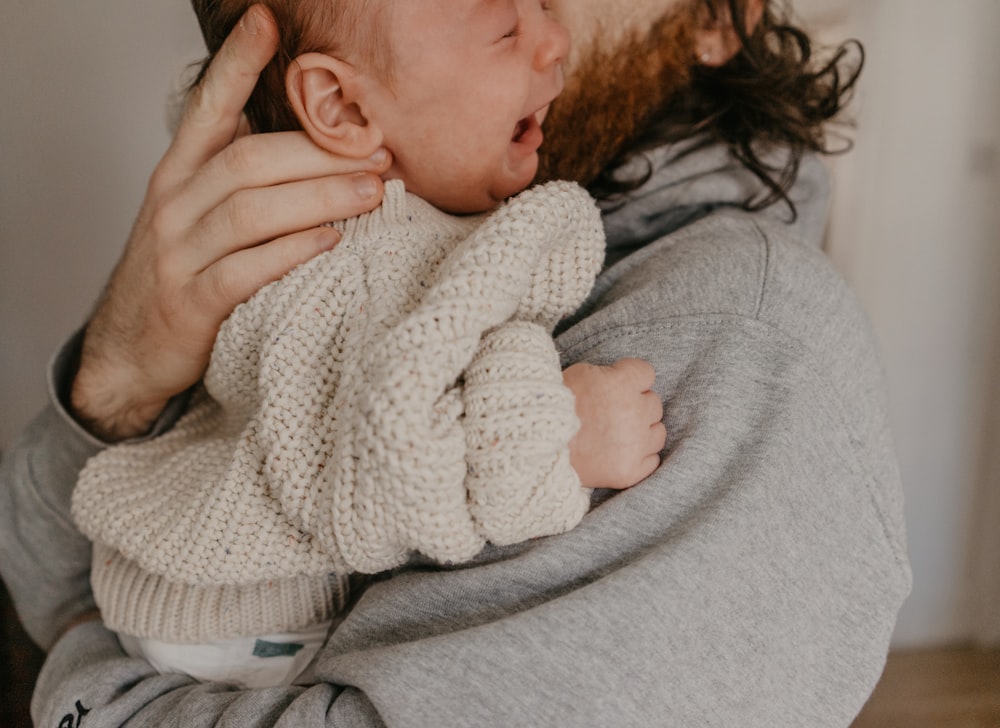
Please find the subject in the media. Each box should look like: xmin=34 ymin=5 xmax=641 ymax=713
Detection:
xmin=694 ymin=0 xmax=765 ymax=67
xmin=286 ymin=52 xmax=384 ymax=158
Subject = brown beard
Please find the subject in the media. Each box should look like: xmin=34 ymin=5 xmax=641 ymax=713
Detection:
xmin=536 ymin=10 xmax=699 ymax=189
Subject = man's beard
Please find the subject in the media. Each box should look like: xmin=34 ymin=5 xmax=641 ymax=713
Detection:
xmin=536 ymin=10 xmax=699 ymax=190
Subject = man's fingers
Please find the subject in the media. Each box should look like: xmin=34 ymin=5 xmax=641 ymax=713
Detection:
xmin=186 ymin=4 xmax=277 ymax=134
xmin=234 ymin=114 xmax=252 ymax=141
xmin=181 ymin=131 xmax=390 ymax=224
xmin=161 ymin=5 xmax=280 ymax=184
xmin=189 ymin=171 xmax=385 ymax=268
xmin=195 ymin=226 xmax=343 ymax=316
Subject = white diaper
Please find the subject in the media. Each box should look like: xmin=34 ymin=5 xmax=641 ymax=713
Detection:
xmin=118 ymin=620 xmax=333 ymax=689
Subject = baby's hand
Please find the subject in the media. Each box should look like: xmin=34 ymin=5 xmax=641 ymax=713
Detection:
xmin=563 ymin=359 xmax=667 ymax=490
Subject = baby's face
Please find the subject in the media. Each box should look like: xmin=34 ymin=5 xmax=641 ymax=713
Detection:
xmin=360 ymin=0 xmax=569 ymax=214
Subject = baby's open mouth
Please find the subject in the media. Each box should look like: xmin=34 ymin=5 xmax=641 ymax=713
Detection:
xmin=511 ymin=106 xmax=549 ymax=149
xmin=512 ymin=116 xmax=533 ymax=142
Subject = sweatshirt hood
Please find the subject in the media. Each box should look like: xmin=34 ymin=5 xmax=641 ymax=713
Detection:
xmin=598 ymin=137 xmax=831 ymax=267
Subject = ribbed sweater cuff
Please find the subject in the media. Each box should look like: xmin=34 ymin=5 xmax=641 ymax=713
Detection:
xmin=91 ymin=543 xmax=346 ymax=643
xmin=463 ymin=322 xmax=590 ymax=545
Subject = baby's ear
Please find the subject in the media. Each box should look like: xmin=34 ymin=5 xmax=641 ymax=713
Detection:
xmin=286 ymin=52 xmax=383 ymax=157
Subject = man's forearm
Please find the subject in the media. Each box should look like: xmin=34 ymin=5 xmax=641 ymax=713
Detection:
xmin=69 ymin=321 xmax=177 ymax=442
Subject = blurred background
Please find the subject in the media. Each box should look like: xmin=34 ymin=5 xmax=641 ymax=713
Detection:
xmin=800 ymin=0 xmax=1000 ymax=651
xmin=1 ymin=0 xmax=998 ymax=724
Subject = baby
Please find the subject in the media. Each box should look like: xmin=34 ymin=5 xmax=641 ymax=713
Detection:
xmin=72 ymin=0 xmax=666 ymax=688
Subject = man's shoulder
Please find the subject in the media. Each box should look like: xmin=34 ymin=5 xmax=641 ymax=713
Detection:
xmin=559 ymin=208 xmax=889 ymax=440
xmin=571 ymin=209 xmax=866 ymax=359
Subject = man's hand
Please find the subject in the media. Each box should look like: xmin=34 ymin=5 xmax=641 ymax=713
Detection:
xmin=71 ymin=4 xmax=391 ymax=440
xmin=563 ymin=359 xmax=667 ymax=490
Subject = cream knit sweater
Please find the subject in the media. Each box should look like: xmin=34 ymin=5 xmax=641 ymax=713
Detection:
xmin=72 ymin=180 xmax=605 ymax=641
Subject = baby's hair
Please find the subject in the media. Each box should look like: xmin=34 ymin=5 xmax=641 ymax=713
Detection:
xmin=189 ymin=0 xmax=394 ymax=133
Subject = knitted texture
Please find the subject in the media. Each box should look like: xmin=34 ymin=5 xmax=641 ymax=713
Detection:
xmin=90 ymin=543 xmax=348 ymax=643
xmin=73 ymin=181 xmax=603 ymax=639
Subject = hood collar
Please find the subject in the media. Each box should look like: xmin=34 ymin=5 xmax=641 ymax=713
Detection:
xmin=599 ymin=137 xmax=831 ymax=264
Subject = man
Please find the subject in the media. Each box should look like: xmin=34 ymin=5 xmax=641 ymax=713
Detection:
xmin=1 ymin=1 xmax=910 ymax=725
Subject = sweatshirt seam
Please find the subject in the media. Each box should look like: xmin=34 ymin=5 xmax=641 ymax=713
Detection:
xmin=560 ymin=316 xmax=909 ymax=572
xmin=749 ymin=218 xmax=770 ymax=320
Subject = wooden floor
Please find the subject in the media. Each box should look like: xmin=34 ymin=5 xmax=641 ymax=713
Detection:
xmin=852 ymin=647 xmax=1000 ymax=727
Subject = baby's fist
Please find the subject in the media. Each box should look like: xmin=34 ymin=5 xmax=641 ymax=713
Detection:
xmin=563 ymin=359 xmax=667 ymax=490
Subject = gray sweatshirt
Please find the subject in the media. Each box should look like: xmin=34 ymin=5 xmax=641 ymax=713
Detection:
xmin=0 ymin=139 xmax=911 ymax=727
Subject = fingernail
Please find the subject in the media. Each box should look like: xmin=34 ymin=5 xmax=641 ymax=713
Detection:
xmin=353 ymin=173 xmax=379 ymax=199
xmin=240 ymin=6 xmax=260 ymax=36
xmin=368 ymin=148 xmax=388 ymax=165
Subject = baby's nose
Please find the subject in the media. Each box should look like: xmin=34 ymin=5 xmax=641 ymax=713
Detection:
xmin=535 ymin=14 xmax=570 ymax=70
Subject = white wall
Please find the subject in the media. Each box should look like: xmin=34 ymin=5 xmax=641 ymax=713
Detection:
xmin=2 ymin=0 xmax=998 ymax=648
xmin=804 ymin=0 xmax=1000 ymax=646
xmin=0 ymin=2 xmax=204 ymax=446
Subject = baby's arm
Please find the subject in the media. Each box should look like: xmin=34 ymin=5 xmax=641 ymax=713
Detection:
xmin=462 ymin=321 xmax=592 ymax=546
xmin=563 ymin=359 xmax=667 ymax=490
